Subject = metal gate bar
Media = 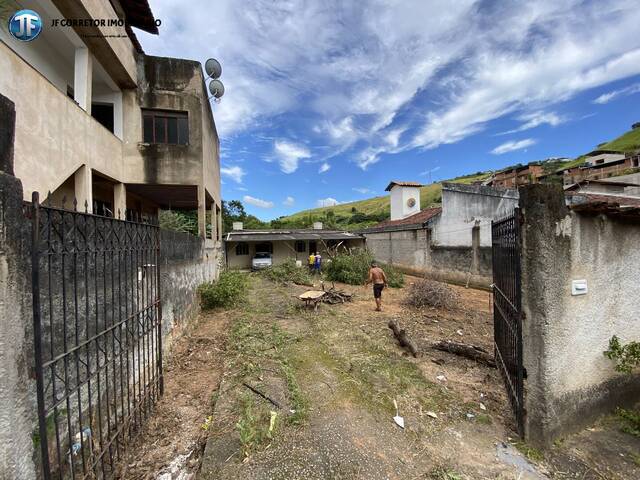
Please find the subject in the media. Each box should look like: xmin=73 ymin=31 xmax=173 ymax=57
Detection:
xmin=31 ymin=192 xmax=163 ymax=479
xmin=491 ymin=208 xmax=524 ymax=435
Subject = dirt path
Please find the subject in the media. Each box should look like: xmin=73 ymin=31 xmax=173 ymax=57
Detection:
xmin=115 ymin=309 xmax=231 ymax=479
xmin=119 ymin=274 xmax=640 ymax=479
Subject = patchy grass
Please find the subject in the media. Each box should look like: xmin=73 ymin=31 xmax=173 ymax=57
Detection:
xmin=427 ymin=466 xmax=463 ymax=480
xmin=616 ymin=407 xmax=640 ymax=437
xmin=236 ymin=395 xmax=280 ymax=457
xmin=599 ymin=128 xmax=640 ymax=153
xmin=513 ymin=441 xmax=545 ymax=463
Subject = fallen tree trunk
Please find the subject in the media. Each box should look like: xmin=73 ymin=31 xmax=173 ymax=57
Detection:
xmin=388 ymin=320 xmax=419 ymax=357
xmin=431 ymin=340 xmax=496 ymax=368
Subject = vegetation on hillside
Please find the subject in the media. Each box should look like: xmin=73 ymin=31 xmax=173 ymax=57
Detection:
xmin=598 ymin=128 xmax=640 ymax=153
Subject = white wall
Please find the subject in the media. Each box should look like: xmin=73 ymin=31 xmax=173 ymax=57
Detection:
xmin=390 ymin=185 xmax=420 ymax=220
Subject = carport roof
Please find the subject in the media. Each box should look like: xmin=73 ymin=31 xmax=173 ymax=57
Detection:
xmin=225 ymin=230 xmax=364 ymax=242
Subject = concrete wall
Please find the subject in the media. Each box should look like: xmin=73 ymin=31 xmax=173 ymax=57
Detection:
xmin=435 ymin=183 xmax=519 ymax=247
xmin=519 ymin=185 xmax=640 ymax=445
xmin=364 ymin=227 xmax=492 ymax=288
xmin=390 ymin=185 xmax=420 ymax=220
xmin=0 ymin=94 xmax=38 ymax=480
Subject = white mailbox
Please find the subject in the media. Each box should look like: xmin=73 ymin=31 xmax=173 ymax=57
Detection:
xmin=571 ymin=279 xmax=588 ymax=296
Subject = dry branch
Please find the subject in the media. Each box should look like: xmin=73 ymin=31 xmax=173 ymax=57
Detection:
xmin=430 ymin=340 xmax=496 ymax=368
xmin=388 ymin=320 xmax=419 ymax=357
xmin=321 ymin=282 xmax=354 ymax=304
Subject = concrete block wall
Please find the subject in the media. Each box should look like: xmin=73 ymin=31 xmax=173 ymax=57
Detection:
xmin=519 ymin=184 xmax=640 ymax=445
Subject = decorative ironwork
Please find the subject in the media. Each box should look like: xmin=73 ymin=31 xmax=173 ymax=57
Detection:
xmin=30 ymin=192 xmax=163 ymax=479
xmin=491 ymin=208 xmax=524 ymax=435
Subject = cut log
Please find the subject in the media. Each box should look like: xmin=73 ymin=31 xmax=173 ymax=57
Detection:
xmin=430 ymin=340 xmax=496 ymax=368
xmin=388 ymin=320 xmax=419 ymax=357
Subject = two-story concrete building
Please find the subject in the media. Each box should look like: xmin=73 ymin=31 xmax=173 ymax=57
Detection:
xmin=0 ymin=0 xmax=221 ymax=240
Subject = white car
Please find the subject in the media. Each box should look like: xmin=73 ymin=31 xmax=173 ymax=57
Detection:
xmin=251 ymin=252 xmax=273 ymax=270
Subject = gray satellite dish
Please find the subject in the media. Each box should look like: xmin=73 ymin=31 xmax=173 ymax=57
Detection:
xmin=209 ymin=79 xmax=225 ymax=98
xmin=205 ymin=58 xmax=222 ymax=79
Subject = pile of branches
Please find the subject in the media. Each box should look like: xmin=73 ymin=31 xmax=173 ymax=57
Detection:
xmin=321 ymin=282 xmax=353 ymax=304
xmin=403 ymin=278 xmax=459 ymax=310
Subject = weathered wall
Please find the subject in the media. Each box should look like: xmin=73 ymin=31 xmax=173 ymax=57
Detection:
xmin=435 ymin=183 xmax=518 ymax=247
xmin=0 ymin=94 xmax=38 ymax=479
xmin=520 ymin=184 xmax=640 ymax=445
xmin=364 ymin=227 xmax=492 ymax=288
xmin=0 ymin=42 xmax=124 ymax=199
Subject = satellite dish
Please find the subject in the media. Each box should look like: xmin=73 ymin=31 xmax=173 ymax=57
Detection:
xmin=205 ymin=58 xmax=222 ymax=79
xmin=209 ymin=79 xmax=225 ymax=98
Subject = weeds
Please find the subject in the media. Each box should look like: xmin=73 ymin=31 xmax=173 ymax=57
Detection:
xmin=198 ymin=271 xmax=248 ymax=309
xmin=325 ymin=249 xmax=404 ymax=287
xmin=403 ymin=278 xmax=459 ymax=309
xmin=428 ymin=466 xmax=463 ymax=480
xmin=616 ymin=407 xmax=640 ymax=437
xmin=513 ymin=441 xmax=544 ymax=463
xmin=260 ymin=258 xmax=313 ymax=286
xmin=604 ymin=336 xmax=640 ymax=373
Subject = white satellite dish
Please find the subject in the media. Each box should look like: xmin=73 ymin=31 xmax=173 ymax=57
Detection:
xmin=209 ymin=79 xmax=225 ymax=99
xmin=205 ymin=58 xmax=222 ymax=79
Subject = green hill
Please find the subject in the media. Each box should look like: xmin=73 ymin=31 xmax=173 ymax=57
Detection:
xmin=272 ymin=126 xmax=640 ymax=231
xmin=598 ymin=127 xmax=640 ymax=153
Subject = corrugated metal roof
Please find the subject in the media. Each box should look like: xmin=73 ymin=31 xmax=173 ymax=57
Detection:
xmin=225 ymin=230 xmax=364 ymax=242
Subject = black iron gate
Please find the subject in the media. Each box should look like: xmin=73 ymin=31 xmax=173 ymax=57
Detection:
xmin=491 ymin=208 xmax=524 ymax=435
xmin=30 ymin=193 xmax=163 ymax=479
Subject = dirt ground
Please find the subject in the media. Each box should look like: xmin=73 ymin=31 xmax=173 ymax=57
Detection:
xmin=119 ymin=274 xmax=640 ymax=480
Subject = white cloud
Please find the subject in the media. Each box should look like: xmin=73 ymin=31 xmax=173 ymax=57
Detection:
xmin=243 ymin=195 xmax=274 ymax=208
xmin=499 ymin=111 xmax=566 ymax=135
xmin=283 ymin=196 xmax=295 ymax=206
xmin=273 ymin=140 xmax=311 ymax=174
xmin=316 ymin=197 xmax=340 ymax=207
xmin=318 ymin=162 xmax=331 ymax=173
xmin=352 ymin=187 xmax=373 ymax=194
xmin=138 ymin=0 xmax=640 ymax=166
xmin=593 ymin=82 xmax=640 ymax=104
xmin=220 ymin=165 xmax=246 ymax=183
xmin=491 ymin=138 xmax=537 ymax=155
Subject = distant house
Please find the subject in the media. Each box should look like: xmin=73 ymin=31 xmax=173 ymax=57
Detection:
xmin=490 ymin=163 xmax=544 ymax=188
xmin=361 ymin=181 xmax=518 ymax=288
xmin=562 ymin=153 xmax=640 ymax=185
xmin=224 ymin=223 xmax=365 ymax=269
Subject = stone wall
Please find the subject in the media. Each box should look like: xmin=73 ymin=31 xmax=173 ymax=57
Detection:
xmin=519 ymin=184 xmax=640 ymax=445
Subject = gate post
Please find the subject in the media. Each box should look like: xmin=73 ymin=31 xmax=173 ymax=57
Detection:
xmin=0 ymin=94 xmax=38 ymax=478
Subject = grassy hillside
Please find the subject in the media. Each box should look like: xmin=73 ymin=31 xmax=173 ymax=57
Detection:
xmin=598 ymin=128 xmax=640 ymax=153
xmin=272 ymin=127 xmax=640 ymax=231
xmin=274 ymin=173 xmax=490 ymax=231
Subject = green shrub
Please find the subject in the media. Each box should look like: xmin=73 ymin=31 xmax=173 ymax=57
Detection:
xmin=325 ymin=250 xmax=404 ymax=287
xmin=325 ymin=249 xmax=374 ymax=285
xmin=380 ymin=263 xmax=404 ymax=288
xmin=198 ymin=271 xmax=248 ymax=309
xmin=260 ymin=258 xmax=313 ymax=286
xmin=616 ymin=407 xmax=640 ymax=437
xmin=604 ymin=336 xmax=640 ymax=373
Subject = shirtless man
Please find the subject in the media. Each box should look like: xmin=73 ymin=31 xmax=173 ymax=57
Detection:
xmin=365 ymin=262 xmax=387 ymax=311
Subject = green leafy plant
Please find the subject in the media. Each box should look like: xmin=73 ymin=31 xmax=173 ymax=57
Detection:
xmin=381 ymin=262 xmax=404 ymax=288
xmin=616 ymin=407 xmax=640 ymax=438
xmin=604 ymin=336 xmax=640 ymax=373
xmin=325 ymin=250 xmax=404 ymax=287
xmin=198 ymin=271 xmax=248 ymax=309
xmin=260 ymin=258 xmax=313 ymax=286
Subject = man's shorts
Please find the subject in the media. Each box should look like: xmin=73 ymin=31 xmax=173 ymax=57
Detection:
xmin=373 ymin=283 xmax=384 ymax=298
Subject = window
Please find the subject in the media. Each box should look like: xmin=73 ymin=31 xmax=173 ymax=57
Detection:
xmin=236 ymin=244 xmax=249 ymax=256
xmin=295 ymin=241 xmax=306 ymax=253
xmin=92 ymin=103 xmax=114 ymax=133
xmin=255 ymin=243 xmax=273 ymax=254
xmin=142 ymin=109 xmax=189 ymax=145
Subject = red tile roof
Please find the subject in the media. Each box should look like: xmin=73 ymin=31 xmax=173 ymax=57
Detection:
xmin=362 ymin=207 xmax=442 ymax=232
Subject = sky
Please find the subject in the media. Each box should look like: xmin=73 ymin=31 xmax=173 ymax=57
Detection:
xmin=137 ymin=0 xmax=640 ymax=220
